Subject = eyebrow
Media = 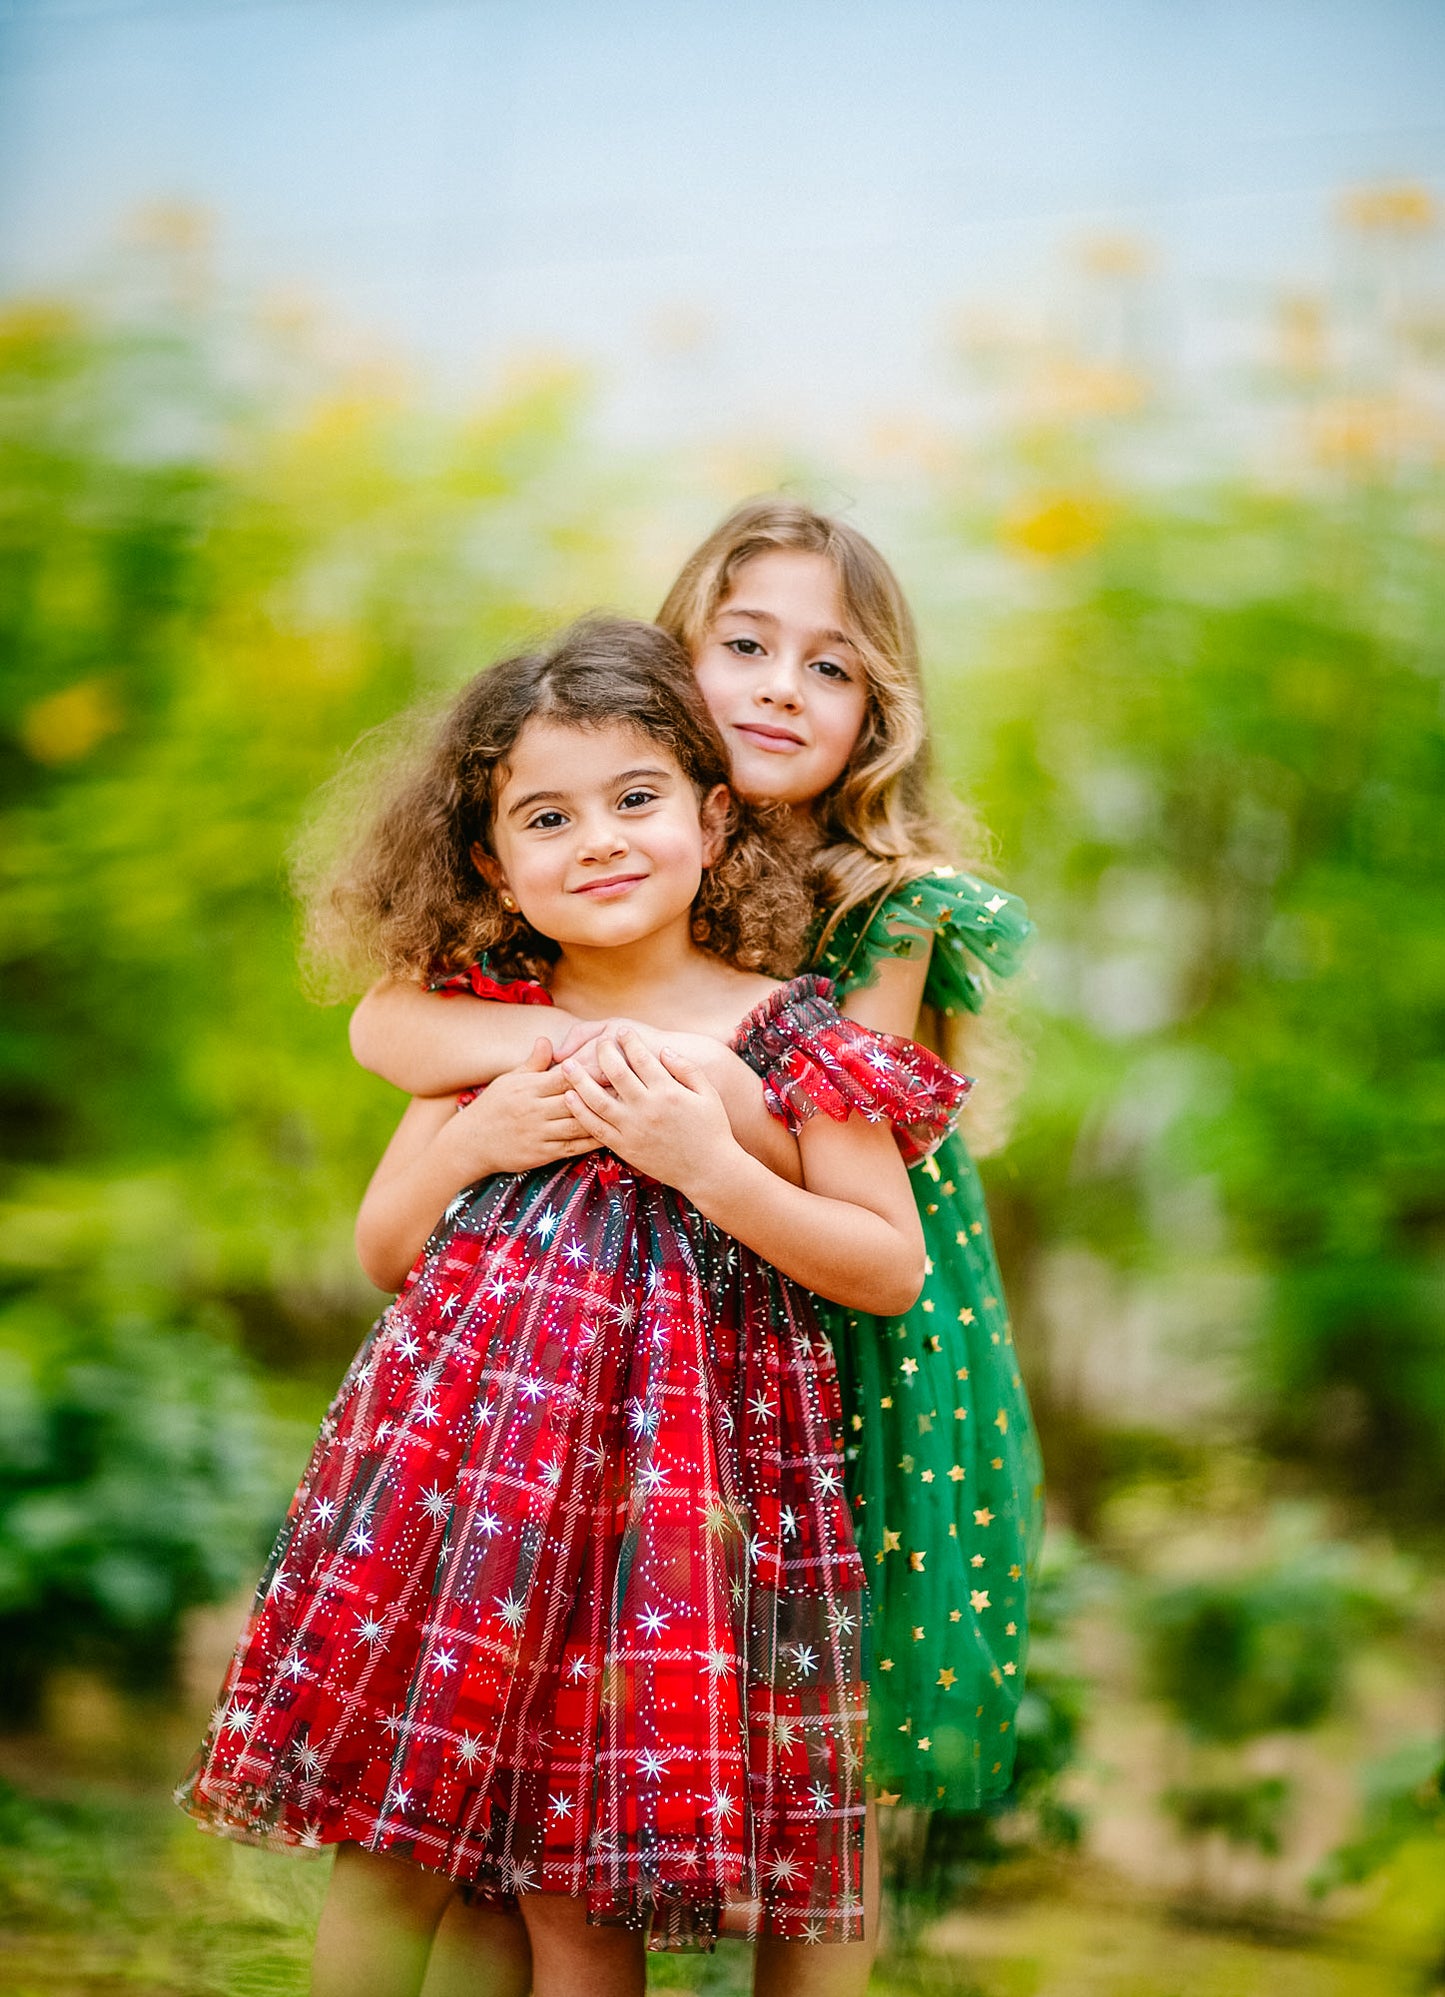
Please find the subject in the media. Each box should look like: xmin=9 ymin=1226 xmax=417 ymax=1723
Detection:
xmin=506 ymin=766 xmax=675 ymax=818
xmin=717 ymin=606 xmax=860 ymax=652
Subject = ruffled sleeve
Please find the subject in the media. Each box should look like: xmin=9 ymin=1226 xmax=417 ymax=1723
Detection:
xmin=816 ymin=867 xmax=1033 ymax=1018
xmin=733 ymin=974 xmax=973 ymax=1168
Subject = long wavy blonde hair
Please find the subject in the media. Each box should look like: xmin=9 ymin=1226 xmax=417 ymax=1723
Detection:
xmin=657 ymin=498 xmax=1025 ymax=1151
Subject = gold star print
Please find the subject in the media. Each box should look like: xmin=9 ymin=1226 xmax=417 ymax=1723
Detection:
xmin=956 ymin=1231 xmax=968 ymax=1247
xmin=995 ymin=1410 xmax=1009 ymax=1433
xmin=879 ymin=1659 xmax=894 ymax=1672
xmin=991 ymin=1668 xmax=1002 ymax=1686
xmin=974 ymin=1508 xmax=994 ymax=1527
xmin=898 ymin=1454 xmax=915 ymax=1473
xmin=880 ymin=1396 xmax=893 ymax=1410
xmin=921 ymin=1469 xmax=935 ymax=1484
xmin=970 ymin=1590 xmax=990 ymax=1612
xmin=991 ymin=1457 xmax=1004 ymax=1470
xmin=942 ymin=1181 xmax=955 ymax=1195
xmin=922 ymin=1156 xmax=941 ymax=1183
xmin=948 ymin=1522 xmax=958 ymax=1536
xmin=883 ymin=1530 xmax=901 ymax=1553
xmin=900 ymin=1357 xmax=919 ymax=1378
xmin=922 ymin=1299 xmax=934 ymax=1313
xmin=958 ymin=1309 xmax=975 ymax=1327
xmin=991 ymin=1331 xmax=1001 ymax=1345
xmin=917 ymin=1737 xmax=932 ymax=1752
xmin=877 ymin=1790 xmax=900 ymax=1806
xmin=897 ymin=1718 xmax=911 ymax=1734
xmin=949 ymin=1609 xmax=962 ymax=1622
xmin=949 ymin=1465 xmax=965 ymax=1482
xmin=937 ymin=1668 xmax=956 ymax=1690
xmin=912 ymin=1626 xmax=926 ymax=1642
xmin=984 ymin=1294 xmax=997 ymax=1308
xmin=918 ymin=1412 xmax=934 ymax=1434
xmin=1009 ymin=1565 xmax=1023 ymax=1581
xmin=926 ymin=1335 xmax=942 ymax=1353
xmin=923 ymin=1256 xmax=933 ymax=1275
xmin=957 ymin=1365 xmax=970 ymax=1379
xmin=971 ymin=1555 xmax=986 ymax=1568
xmin=955 ymin=1407 xmax=967 ymax=1421
xmin=1005 ymin=1621 xmax=1017 ymax=1636
xmin=909 ymin=1550 xmax=926 ymax=1571
xmin=851 ymin=1414 xmax=863 ymax=1431
xmin=970 ymin=1222 xmax=983 ymax=1236
xmin=1003 ymin=1662 xmax=1017 ymax=1675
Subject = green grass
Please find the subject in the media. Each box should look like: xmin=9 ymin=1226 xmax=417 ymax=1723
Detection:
xmin=0 ymin=1772 xmax=1433 ymax=1997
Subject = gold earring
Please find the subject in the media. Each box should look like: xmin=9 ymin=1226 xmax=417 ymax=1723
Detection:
xmin=501 ymin=892 xmax=518 ymax=912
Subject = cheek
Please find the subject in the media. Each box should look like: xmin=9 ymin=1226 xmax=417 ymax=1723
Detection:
xmin=692 ymin=654 xmax=730 ymax=728
xmin=813 ymin=693 xmax=868 ymax=782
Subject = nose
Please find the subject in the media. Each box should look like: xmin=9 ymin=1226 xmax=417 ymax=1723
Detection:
xmin=574 ymin=811 xmax=630 ymax=864
xmin=752 ymin=653 xmax=805 ymax=713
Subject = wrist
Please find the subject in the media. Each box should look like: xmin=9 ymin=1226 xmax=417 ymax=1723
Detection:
xmin=435 ymin=1108 xmax=497 ymax=1189
xmin=678 ymin=1136 xmax=760 ymax=1221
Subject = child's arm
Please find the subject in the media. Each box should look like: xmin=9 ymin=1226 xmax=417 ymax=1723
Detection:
xmin=355 ymin=1039 xmax=594 ymax=1291
xmin=835 ymin=950 xmax=932 ymax=1039
xmin=350 ymin=980 xmax=582 ymax=1096
xmin=352 ymin=982 xmax=803 ymax=1187
xmin=561 ymin=1032 xmax=924 ymax=1316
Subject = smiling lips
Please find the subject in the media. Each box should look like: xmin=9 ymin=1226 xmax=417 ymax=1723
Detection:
xmin=570 ymin=871 xmax=649 ymax=898
xmin=732 ymin=721 xmax=806 ymax=751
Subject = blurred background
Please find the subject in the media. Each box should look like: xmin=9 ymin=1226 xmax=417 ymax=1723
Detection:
xmin=2 ymin=2 xmax=1443 ymax=1992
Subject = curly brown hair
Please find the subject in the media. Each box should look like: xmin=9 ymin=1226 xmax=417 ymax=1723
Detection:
xmin=299 ymin=616 xmax=813 ymax=995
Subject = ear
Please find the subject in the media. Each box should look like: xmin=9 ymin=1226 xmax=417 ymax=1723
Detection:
xmin=470 ymin=840 xmax=509 ymax=898
xmin=698 ymin=784 xmax=732 ymax=869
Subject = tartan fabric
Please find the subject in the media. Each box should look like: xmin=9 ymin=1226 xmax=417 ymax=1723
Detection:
xmin=179 ymin=977 xmax=967 ymax=1947
xmin=734 ymin=975 xmax=972 ymax=1167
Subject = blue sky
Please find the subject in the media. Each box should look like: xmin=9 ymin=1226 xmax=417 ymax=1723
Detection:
xmin=1 ymin=0 xmax=1441 ymax=443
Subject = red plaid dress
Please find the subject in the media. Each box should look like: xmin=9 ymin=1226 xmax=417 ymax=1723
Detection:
xmin=178 ymin=976 xmax=969 ymax=1949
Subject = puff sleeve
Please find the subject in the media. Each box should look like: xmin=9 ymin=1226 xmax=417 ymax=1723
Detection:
xmin=733 ymin=974 xmax=972 ymax=1168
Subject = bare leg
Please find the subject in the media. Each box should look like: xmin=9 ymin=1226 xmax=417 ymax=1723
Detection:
xmin=311 ymin=1844 xmax=456 ymax=1997
xmin=753 ymin=1802 xmax=881 ymax=1997
xmin=421 ymin=1896 xmax=533 ymax=1997
xmin=519 ymin=1892 xmax=644 ymax=1997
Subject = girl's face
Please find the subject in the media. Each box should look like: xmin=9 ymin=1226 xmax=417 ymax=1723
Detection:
xmin=482 ymin=718 xmax=728 ymax=954
xmin=692 ymin=550 xmax=869 ymax=811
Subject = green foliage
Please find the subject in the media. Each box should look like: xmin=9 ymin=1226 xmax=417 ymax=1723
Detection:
xmin=1314 ymin=1737 xmax=1445 ymax=1894
xmin=0 ymin=1290 xmax=276 ymax=1719
xmin=1161 ymin=1774 xmax=1292 ymax=1857
xmin=1137 ymin=1556 xmax=1384 ymax=1743
xmin=945 ymin=460 xmax=1445 ymax=1528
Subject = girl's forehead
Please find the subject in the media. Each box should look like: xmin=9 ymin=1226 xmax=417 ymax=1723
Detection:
xmin=500 ymin=715 xmax=680 ymax=785
xmin=715 ymin=549 xmax=855 ymax=635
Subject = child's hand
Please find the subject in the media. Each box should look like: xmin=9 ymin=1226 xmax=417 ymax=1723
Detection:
xmin=447 ymin=1038 xmax=597 ymax=1177
xmin=561 ymin=1030 xmax=737 ymax=1194
xmin=552 ymin=1015 xmax=674 ymax=1086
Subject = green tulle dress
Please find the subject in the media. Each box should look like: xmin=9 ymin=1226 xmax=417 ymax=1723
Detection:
xmin=813 ymin=868 xmax=1044 ymax=1810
